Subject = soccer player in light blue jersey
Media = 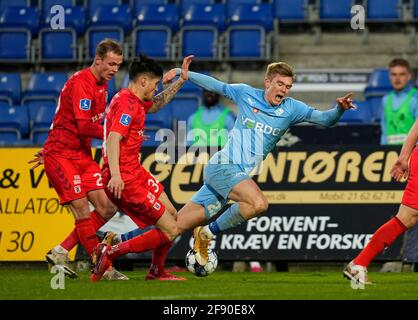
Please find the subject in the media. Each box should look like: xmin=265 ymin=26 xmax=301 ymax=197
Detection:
xmin=164 ymin=61 xmax=356 ymax=265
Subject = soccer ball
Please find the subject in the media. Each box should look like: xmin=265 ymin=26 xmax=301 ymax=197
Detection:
xmin=185 ymin=249 xmax=218 ymax=277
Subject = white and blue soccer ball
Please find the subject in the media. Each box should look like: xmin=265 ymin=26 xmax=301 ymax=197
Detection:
xmin=185 ymin=249 xmax=218 ymax=277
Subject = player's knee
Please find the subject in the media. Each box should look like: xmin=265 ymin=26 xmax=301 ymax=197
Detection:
xmin=164 ymin=224 xmax=180 ymax=241
xmin=253 ymin=197 xmax=269 ymax=215
xmin=397 ymin=211 xmax=418 ymax=229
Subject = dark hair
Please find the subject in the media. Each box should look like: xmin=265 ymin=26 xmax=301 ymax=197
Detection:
xmin=129 ymin=54 xmax=163 ymax=81
xmin=95 ymin=39 xmax=123 ymax=58
xmin=389 ymin=58 xmax=411 ymax=73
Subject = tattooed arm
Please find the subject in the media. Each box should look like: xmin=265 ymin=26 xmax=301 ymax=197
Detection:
xmin=148 ymin=55 xmax=194 ymax=114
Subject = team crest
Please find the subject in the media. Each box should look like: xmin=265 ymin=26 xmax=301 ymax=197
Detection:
xmin=79 ymin=98 xmax=91 ymax=110
xmin=153 ymin=203 xmax=161 ymax=211
xmin=275 ymin=108 xmax=284 ymax=116
xmin=120 ymin=114 xmax=131 ymax=126
xmin=74 ymin=185 xmax=81 ymax=194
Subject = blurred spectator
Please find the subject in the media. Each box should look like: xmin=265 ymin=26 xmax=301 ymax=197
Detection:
xmin=187 ymin=90 xmax=235 ymax=147
xmin=380 ymin=58 xmax=418 ymax=145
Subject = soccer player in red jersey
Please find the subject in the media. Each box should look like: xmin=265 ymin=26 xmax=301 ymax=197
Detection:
xmin=91 ymin=54 xmax=193 ymax=282
xmin=345 ymin=120 xmax=418 ymax=285
xmin=42 ymin=39 xmax=125 ymax=279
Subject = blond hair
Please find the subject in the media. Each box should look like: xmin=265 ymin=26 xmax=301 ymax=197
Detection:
xmin=265 ymin=62 xmax=295 ymax=80
xmin=95 ymin=39 xmax=123 ymax=58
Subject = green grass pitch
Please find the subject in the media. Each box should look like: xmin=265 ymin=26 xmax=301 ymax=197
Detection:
xmin=1 ymin=269 xmax=418 ymax=300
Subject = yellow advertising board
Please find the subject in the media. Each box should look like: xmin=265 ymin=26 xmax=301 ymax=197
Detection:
xmin=0 ymin=148 xmax=76 ymax=261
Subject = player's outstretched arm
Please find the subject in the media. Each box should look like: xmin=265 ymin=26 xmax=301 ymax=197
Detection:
xmin=391 ymin=119 xmax=418 ymax=181
xmin=308 ymin=92 xmax=355 ymax=127
xmin=164 ymin=67 xmax=226 ymax=96
xmin=148 ymin=55 xmax=194 ymax=113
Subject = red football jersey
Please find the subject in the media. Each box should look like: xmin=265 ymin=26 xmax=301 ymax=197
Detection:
xmin=103 ymin=88 xmax=153 ymax=184
xmin=44 ymin=68 xmax=108 ymax=159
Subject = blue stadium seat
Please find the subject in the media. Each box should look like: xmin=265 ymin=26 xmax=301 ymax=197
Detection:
xmin=367 ymin=0 xmax=400 ymax=20
xmin=166 ymin=94 xmax=201 ymax=123
xmin=86 ymin=0 xmax=120 ymax=15
xmin=134 ymin=4 xmax=179 ymax=32
xmin=43 ymin=6 xmax=86 ymax=36
xmin=180 ymin=4 xmax=226 ymax=59
xmin=23 ymin=72 xmax=68 ymax=102
xmin=228 ymin=3 xmax=273 ymax=32
xmin=146 ymin=106 xmax=172 ymax=129
xmin=133 ymin=4 xmax=179 ymax=60
xmin=339 ymin=101 xmax=372 ymax=124
xmin=274 ymin=0 xmax=306 ymax=21
xmin=226 ymin=4 xmax=272 ymax=60
xmin=0 ymin=30 xmax=31 ymax=62
xmin=89 ymin=4 xmax=132 ymax=34
xmin=30 ymin=105 xmax=55 ymax=145
xmin=365 ymin=96 xmax=384 ymax=123
xmin=415 ymin=0 xmax=418 ymax=19
xmin=130 ymin=0 xmax=169 ymax=12
xmin=39 ymin=29 xmax=77 ymax=62
xmin=364 ymin=69 xmax=392 ymax=97
xmin=0 ymin=0 xmax=30 ymax=11
xmin=134 ymin=27 xmax=172 ymax=60
xmin=182 ymin=3 xmax=226 ymax=31
xmin=40 ymin=0 xmax=75 ymax=17
xmin=226 ymin=27 xmax=267 ymax=60
xmin=320 ymin=0 xmax=351 ymax=20
xmin=86 ymin=27 xmax=124 ymax=60
xmin=0 ymin=73 xmax=21 ymax=104
xmin=179 ymin=79 xmax=203 ymax=96
xmin=0 ymin=106 xmax=29 ymax=143
xmin=0 ymin=101 xmax=10 ymax=108
xmin=26 ymin=100 xmax=56 ymax=129
xmin=180 ymin=0 xmax=215 ymax=14
xmin=0 ymin=6 xmax=39 ymax=35
xmin=227 ymin=0 xmax=262 ymax=14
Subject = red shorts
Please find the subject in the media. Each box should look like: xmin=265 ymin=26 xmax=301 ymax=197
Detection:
xmin=44 ymin=154 xmax=104 ymax=204
xmin=402 ymin=147 xmax=418 ymax=209
xmin=103 ymin=166 xmax=165 ymax=229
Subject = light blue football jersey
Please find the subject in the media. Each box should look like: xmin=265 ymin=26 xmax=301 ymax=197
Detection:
xmin=180 ymin=71 xmax=344 ymax=174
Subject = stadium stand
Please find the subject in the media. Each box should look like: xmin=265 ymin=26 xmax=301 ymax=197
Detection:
xmin=0 ymin=73 xmax=21 ymax=105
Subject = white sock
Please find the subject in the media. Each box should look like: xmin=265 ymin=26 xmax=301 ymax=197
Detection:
xmin=201 ymin=225 xmax=214 ymax=240
xmin=54 ymin=245 xmax=68 ymax=255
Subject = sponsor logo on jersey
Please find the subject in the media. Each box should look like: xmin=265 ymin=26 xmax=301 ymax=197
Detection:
xmin=79 ymin=98 xmax=91 ymax=110
xmin=275 ymin=108 xmax=284 ymax=116
xmin=120 ymin=114 xmax=131 ymax=126
xmin=242 ymin=116 xmax=281 ymax=136
xmin=147 ymin=191 xmax=156 ymax=204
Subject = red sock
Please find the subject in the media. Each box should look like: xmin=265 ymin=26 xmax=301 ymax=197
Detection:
xmin=75 ymin=217 xmax=99 ymax=256
xmin=354 ymin=217 xmax=407 ymax=267
xmin=60 ymin=210 xmax=107 ymax=251
xmin=107 ymin=229 xmax=170 ymax=260
xmin=149 ymin=242 xmax=172 ymax=275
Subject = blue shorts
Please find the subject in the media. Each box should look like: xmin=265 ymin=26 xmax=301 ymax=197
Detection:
xmin=191 ymin=163 xmax=250 ymax=219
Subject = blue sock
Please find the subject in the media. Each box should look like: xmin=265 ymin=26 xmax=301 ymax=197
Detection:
xmin=121 ymin=228 xmax=145 ymax=242
xmin=209 ymin=203 xmax=245 ymax=234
